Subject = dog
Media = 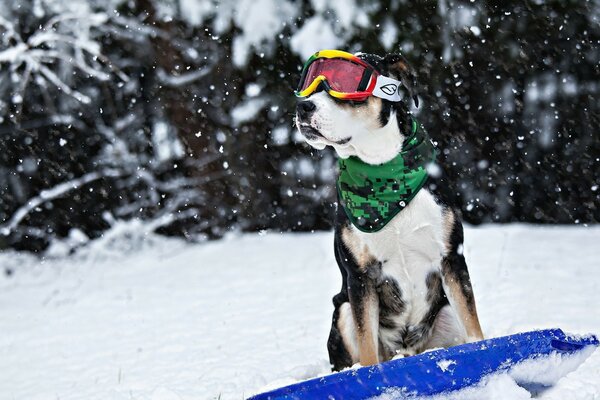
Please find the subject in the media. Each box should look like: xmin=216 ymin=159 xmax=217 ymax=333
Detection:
xmin=294 ymin=51 xmax=484 ymax=371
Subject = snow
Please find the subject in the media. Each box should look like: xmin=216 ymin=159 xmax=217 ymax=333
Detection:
xmin=177 ymin=0 xmax=215 ymax=27
xmin=231 ymin=0 xmax=297 ymax=66
xmin=231 ymin=98 xmax=268 ymax=126
xmin=469 ymin=26 xmax=481 ymax=36
xmin=289 ymin=0 xmax=371 ymax=60
xmin=152 ymin=121 xmax=185 ymax=162
xmin=1 ymin=223 xmax=599 ymax=399
xmin=380 ymin=18 xmax=399 ymax=51
xmin=508 ymin=346 xmax=598 ymax=388
xmin=271 ymin=125 xmax=290 ymax=146
xmin=289 ymin=16 xmax=342 ymax=60
xmin=436 ymin=359 xmax=457 ymax=373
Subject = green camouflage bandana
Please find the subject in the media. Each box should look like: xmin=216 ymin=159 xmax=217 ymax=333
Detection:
xmin=337 ymin=119 xmax=436 ymax=233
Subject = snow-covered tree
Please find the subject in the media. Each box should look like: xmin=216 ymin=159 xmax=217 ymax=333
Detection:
xmin=1 ymin=0 xmax=598 ymax=252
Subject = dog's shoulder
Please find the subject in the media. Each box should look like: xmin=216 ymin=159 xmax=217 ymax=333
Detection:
xmin=425 ymin=167 xmax=468 ymax=246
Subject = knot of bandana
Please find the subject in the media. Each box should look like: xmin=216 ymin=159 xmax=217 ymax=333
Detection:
xmin=337 ymin=119 xmax=436 ymax=232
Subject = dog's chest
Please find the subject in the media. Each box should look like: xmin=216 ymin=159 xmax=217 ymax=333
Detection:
xmin=349 ymin=191 xmax=447 ymax=323
xmin=354 ymin=190 xmax=446 ymax=268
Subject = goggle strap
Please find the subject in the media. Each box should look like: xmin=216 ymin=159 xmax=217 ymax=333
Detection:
xmin=357 ymin=69 xmax=373 ymax=92
xmin=372 ymin=75 xmax=404 ymax=102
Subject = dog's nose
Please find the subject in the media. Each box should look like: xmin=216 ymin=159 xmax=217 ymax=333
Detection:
xmin=296 ymin=101 xmax=316 ymax=119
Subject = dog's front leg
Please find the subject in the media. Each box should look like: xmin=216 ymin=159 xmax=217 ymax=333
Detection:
xmin=347 ymin=272 xmax=380 ymax=366
xmin=440 ymin=252 xmax=484 ymax=343
xmin=441 ymin=213 xmax=484 ymax=343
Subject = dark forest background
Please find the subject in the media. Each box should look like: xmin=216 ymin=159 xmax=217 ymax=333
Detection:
xmin=0 ymin=0 xmax=598 ymax=253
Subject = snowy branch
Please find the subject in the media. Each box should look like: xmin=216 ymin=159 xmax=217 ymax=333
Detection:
xmin=157 ymin=67 xmax=213 ymax=87
xmin=38 ymin=64 xmax=92 ymax=104
xmin=145 ymin=208 xmax=202 ymax=231
xmin=0 ymin=12 xmax=128 ymax=105
xmin=0 ymin=169 xmax=124 ymax=236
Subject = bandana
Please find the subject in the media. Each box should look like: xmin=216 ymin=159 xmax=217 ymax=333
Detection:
xmin=337 ymin=119 xmax=436 ymax=233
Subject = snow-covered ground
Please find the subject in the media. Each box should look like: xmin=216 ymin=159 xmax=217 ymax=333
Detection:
xmin=1 ymin=223 xmax=599 ymax=400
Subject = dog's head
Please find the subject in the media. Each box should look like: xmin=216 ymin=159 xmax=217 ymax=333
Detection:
xmin=295 ymin=53 xmax=419 ymax=165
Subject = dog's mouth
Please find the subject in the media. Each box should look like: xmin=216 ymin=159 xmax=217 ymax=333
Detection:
xmin=298 ymin=123 xmax=351 ymax=145
xmin=298 ymin=123 xmax=323 ymax=140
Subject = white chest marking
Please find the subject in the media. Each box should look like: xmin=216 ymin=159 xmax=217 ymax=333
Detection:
xmin=351 ymin=191 xmax=447 ymax=327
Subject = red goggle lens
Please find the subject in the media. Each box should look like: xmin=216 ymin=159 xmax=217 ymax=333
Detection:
xmin=300 ymin=58 xmax=368 ymax=93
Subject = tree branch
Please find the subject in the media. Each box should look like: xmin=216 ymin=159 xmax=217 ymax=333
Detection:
xmin=0 ymin=169 xmax=124 ymax=236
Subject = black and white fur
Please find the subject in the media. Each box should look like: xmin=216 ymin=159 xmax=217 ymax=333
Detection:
xmin=295 ymin=53 xmax=484 ymax=371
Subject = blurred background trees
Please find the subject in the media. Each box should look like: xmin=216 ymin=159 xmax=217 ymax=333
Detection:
xmin=1 ymin=0 xmax=598 ymax=252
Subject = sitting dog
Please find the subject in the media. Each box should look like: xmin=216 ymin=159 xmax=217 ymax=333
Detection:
xmin=294 ymin=50 xmax=484 ymax=371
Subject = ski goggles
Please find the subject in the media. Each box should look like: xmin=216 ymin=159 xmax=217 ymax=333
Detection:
xmin=295 ymin=50 xmax=404 ymax=102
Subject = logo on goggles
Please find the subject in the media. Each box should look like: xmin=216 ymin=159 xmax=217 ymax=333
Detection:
xmin=379 ymin=83 xmax=399 ymax=96
xmin=295 ymin=50 xmax=404 ymax=102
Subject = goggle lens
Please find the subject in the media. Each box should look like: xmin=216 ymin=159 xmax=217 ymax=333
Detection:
xmin=300 ymin=58 xmax=368 ymax=93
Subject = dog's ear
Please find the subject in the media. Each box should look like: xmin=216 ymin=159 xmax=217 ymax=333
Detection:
xmin=384 ymin=54 xmax=420 ymax=108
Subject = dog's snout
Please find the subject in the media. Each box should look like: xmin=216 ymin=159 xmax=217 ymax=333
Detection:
xmin=296 ymin=101 xmax=316 ymax=119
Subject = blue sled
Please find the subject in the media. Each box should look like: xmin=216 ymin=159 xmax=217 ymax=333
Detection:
xmin=249 ymin=329 xmax=598 ymax=399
